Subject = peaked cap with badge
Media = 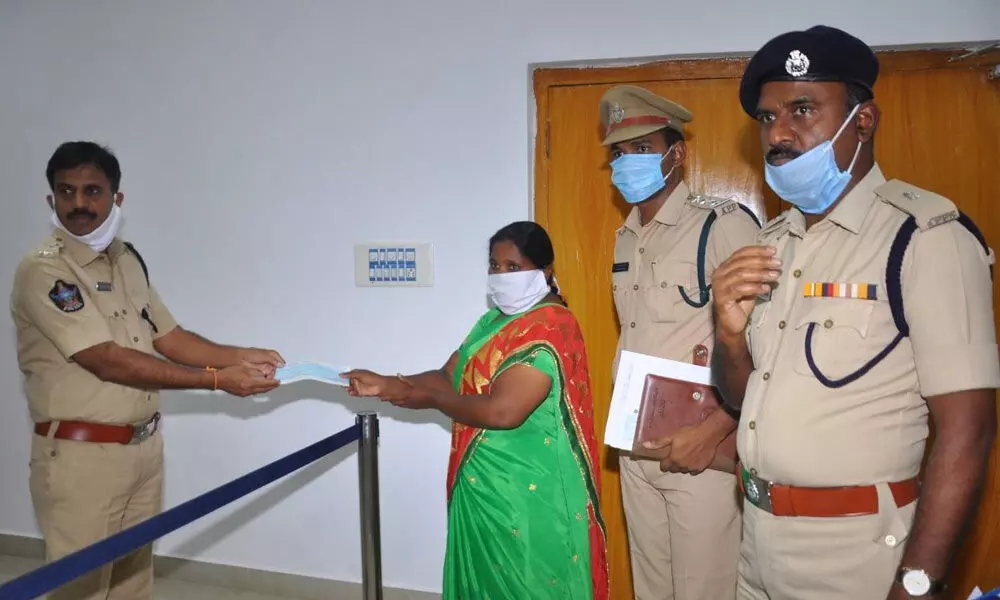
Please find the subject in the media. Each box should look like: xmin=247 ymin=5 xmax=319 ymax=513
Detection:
xmin=598 ymin=85 xmax=693 ymax=146
xmin=738 ymin=25 xmax=880 ymax=116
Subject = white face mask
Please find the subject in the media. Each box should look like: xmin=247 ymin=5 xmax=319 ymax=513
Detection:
xmin=51 ymin=202 xmax=123 ymax=253
xmin=487 ymin=270 xmax=551 ymax=315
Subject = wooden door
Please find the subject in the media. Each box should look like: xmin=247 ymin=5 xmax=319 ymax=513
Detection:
xmin=534 ymin=50 xmax=1000 ymax=599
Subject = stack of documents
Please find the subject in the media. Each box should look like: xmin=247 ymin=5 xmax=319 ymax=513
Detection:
xmin=604 ymin=350 xmax=713 ymax=451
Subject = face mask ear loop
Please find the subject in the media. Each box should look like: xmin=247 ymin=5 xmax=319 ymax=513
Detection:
xmin=830 ymin=103 xmax=863 ymax=175
xmin=832 ymin=103 xmax=862 ymax=144
xmin=846 ymin=141 xmax=863 ymax=174
xmin=660 ymin=144 xmax=677 ymax=183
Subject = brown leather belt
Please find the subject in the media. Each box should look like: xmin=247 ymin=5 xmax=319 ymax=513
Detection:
xmin=35 ymin=413 xmax=161 ymax=445
xmin=738 ymin=464 xmax=919 ymax=518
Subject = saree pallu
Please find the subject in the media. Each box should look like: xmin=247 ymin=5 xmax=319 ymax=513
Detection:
xmin=443 ymin=303 xmax=609 ymax=600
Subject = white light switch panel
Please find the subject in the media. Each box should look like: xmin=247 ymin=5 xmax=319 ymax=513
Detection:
xmin=354 ymin=242 xmax=433 ymax=287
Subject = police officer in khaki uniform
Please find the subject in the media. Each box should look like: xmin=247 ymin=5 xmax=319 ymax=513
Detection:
xmin=599 ymin=86 xmax=762 ymax=600
xmin=707 ymin=27 xmax=999 ymax=599
xmin=10 ymin=141 xmax=286 ymax=599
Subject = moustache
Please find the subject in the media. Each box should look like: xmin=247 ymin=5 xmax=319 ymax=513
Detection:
xmin=66 ymin=209 xmax=97 ymax=220
xmin=766 ymin=146 xmax=802 ymax=165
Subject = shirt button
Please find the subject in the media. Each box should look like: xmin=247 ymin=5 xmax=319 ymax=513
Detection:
xmin=750 ymin=468 xmax=758 ymax=476
xmin=114 ymin=311 xmax=120 ymax=317
xmin=748 ymin=421 xmax=756 ymax=430
xmin=824 ymin=319 xmax=834 ymax=328
xmin=639 ymin=248 xmax=645 ymax=254
xmin=633 ymin=284 xmax=639 ymax=291
xmin=762 ymin=372 xmax=771 ymax=381
xmin=133 ymin=336 xmax=139 ymax=342
xmin=778 ymin=320 xmax=786 ymax=329
xmin=122 ymin=309 xmax=127 ymax=315
xmin=630 ymin=322 xmax=636 ymax=328
xmin=613 ymin=285 xmax=617 ymax=291
xmin=659 ymin=282 xmax=667 ymax=288
xmin=793 ymin=269 xmax=802 ymax=278
xmin=884 ymin=535 xmax=898 ymax=547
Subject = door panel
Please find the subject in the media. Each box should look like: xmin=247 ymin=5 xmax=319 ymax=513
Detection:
xmin=535 ymin=51 xmax=1000 ymax=599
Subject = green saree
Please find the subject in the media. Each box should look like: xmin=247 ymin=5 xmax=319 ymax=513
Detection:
xmin=442 ymin=303 xmax=609 ymax=600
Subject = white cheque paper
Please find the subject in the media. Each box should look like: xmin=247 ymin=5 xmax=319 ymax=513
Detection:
xmin=275 ymin=361 xmax=353 ymax=387
xmin=604 ymin=350 xmax=714 ymax=451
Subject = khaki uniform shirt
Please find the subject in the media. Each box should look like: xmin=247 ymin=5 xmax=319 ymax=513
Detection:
xmin=613 ymin=182 xmax=762 ymax=367
xmin=10 ymin=234 xmax=178 ymax=425
xmin=739 ymin=164 xmax=1000 ymax=488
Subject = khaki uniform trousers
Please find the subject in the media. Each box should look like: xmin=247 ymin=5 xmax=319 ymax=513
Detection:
xmin=620 ymin=455 xmax=742 ymax=600
xmin=29 ymin=427 xmax=164 ymax=600
xmin=737 ymin=495 xmax=917 ymax=600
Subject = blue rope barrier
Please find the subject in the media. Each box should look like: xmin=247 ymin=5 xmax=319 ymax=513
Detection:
xmin=0 ymin=423 xmax=361 ymax=600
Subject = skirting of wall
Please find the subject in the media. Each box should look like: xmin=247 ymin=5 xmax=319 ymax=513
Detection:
xmin=0 ymin=533 xmax=439 ymax=600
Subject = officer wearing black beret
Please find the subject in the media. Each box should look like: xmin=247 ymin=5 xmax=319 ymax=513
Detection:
xmin=738 ymin=25 xmax=879 ymax=117
xmin=707 ymin=25 xmax=999 ymax=600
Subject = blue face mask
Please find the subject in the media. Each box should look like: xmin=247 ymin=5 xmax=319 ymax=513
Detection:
xmin=763 ymin=104 xmax=863 ymax=215
xmin=275 ymin=361 xmax=352 ymax=387
xmin=610 ymin=146 xmax=676 ymax=204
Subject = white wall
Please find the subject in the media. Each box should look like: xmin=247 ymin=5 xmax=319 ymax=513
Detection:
xmin=1 ymin=0 xmax=997 ymax=592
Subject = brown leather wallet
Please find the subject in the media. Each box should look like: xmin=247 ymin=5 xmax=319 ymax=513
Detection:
xmin=35 ymin=413 xmax=160 ymax=445
xmin=630 ymin=345 xmax=737 ymax=473
xmin=738 ymin=466 xmax=920 ymax=517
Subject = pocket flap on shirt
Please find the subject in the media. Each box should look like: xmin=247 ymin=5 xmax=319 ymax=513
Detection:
xmin=650 ymin=260 xmax=698 ymax=291
xmin=793 ymin=299 xmax=876 ymax=338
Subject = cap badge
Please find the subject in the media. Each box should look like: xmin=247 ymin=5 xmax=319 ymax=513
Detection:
xmin=609 ymin=103 xmax=625 ymax=124
xmin=785 ymin=49 xmax=810 ymax=77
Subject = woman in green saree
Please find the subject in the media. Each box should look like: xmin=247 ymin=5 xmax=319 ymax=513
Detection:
xmin=342 ymin=221 xmax=609 ymax=600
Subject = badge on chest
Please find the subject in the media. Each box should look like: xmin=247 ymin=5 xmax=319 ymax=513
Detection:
xmin=48 ymin=280 xmax=84 ymax=313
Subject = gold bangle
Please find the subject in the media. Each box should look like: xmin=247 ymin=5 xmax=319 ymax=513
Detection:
xmin=206 ymin=366 xmax=218 ymax=391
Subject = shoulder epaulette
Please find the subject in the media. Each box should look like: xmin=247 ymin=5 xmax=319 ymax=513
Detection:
xmin=33 ymin=237 xmax=63 ymax=259
xmin=686 ymin=193 xmax=732 ymax=213
xmin=875 ymin=179 xmax=959 ymax=230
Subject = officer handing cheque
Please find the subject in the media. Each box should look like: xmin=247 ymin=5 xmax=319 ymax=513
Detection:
xmin=11 ymin=141 xmax=284 ymax=600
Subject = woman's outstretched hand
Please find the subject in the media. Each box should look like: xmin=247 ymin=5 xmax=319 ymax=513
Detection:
xmin=340 ymin=369 xmax=391 ymax=397
xmin=341 ymin=369 xmax=433 ymax=408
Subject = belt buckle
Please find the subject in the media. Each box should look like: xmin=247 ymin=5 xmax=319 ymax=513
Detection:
xmin=741 ymin=466 xmax=774 ymax=513
xmin=129 ymin=414 xmax=159 ymax=445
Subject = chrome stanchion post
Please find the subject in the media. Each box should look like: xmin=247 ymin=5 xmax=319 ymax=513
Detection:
xmin=357 ymin=412 xmax=383 ymax=600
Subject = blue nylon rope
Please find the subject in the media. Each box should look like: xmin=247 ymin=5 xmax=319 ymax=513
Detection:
xmin=0 ymin=423 xmax=361 ymax=600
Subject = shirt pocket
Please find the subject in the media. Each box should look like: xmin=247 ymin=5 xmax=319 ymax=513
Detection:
xmin=643 ymin=259 xmax=698 ymax=323
xmin=793 ymin=300 xmax=877 ymax=382
xmin=612 ymin=269 xmax=632 ymax=326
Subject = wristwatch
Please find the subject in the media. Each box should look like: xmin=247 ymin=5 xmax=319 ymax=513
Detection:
xmin=896 ymin=567 xmax=945 ymax=597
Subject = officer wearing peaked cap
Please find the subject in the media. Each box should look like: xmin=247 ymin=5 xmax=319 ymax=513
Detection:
xmin=599 ymin=85 xmax=762 ymax=600
xmin=709 ymin=26 xmax=1000 ymax=599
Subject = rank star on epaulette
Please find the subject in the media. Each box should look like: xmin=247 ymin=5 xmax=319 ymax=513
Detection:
xmin=49 ymin=280 xmax=84 ymax=312
xmin=36 ymin=240 xmax=61 ymax=258
xmin=686 ymin=193 xmax=728 ymax=210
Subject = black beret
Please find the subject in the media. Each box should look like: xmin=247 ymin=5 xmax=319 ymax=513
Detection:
xmin=739 ymin=25 xmax=879 ymax=116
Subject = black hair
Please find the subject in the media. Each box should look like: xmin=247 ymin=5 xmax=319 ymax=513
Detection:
xmin=489 ymin=221 xmax=565 ymax=305
xmin=660 ymin=127 xmax=685 ymax=148
xmin=844 ymin=82 xmax=872 ymax=114
xmin=46 ymin=141 xmax=122 ymax=193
